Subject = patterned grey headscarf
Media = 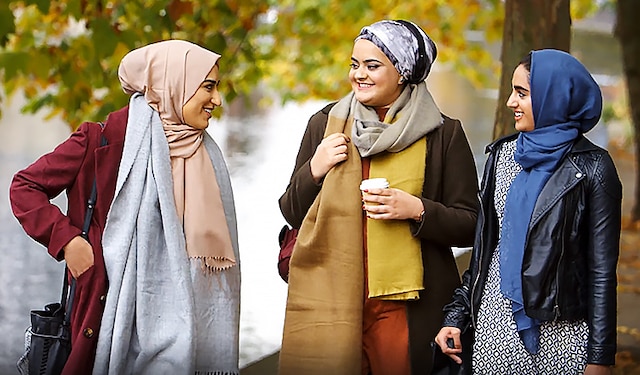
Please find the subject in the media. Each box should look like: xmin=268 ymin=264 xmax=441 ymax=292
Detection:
xmin=356 ymin=20 xmax=437 ymax=84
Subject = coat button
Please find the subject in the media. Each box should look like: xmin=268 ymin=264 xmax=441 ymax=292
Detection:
xmin=83 ymin=327 xmax=95 ymax=338
xmin=99 ymin=294 xmax=106 ymax=304
xmin=576 ymin=172 xmax=583 ymax=178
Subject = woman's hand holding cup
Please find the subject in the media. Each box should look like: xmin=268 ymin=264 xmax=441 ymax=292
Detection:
xmin=361 ymin=178 xmax=424 ymax=221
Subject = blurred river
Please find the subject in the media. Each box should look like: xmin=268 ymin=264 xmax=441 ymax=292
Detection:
xmin=0 ymin=20 xmax=620 ymax=372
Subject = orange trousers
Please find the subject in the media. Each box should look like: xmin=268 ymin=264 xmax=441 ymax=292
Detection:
xmin=361 ymin=297 xmax=411 ymax=375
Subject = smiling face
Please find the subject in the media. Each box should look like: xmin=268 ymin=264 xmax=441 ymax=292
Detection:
xmin=349 ymin=39 xmax=404 ymax=108
xmin=506 ymin=64 xmax=535 ymax=132
xmin=182 ymin=64 xmax=221 ymax=130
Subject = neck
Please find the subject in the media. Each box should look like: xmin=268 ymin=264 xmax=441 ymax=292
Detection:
xmin=374 ymin=107 xmax=389 ymax=122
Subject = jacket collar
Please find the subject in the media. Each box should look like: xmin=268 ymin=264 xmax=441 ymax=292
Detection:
xmin=485 ymin=132 xmax=518 ymax=155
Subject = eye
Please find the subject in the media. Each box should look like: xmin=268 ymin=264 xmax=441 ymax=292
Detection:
xmin=201 ymin=79 xmax=219 ymax=92
xmin=350 ymin=62 xmax=359 ymax=69
xmin=367 ymin=64 xmax=381 ymax=71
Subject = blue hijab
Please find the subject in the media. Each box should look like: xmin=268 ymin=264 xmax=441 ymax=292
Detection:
xmin=499 ymin=49 xmax=602 ymax=353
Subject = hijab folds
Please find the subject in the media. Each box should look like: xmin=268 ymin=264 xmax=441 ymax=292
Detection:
xmin=499 ymin=49 xmax=602 ymax=353
xmin=118 ymin=40 xmax=236 ymax=271
xmin=356 ymin=19 xmax=437 ymax=84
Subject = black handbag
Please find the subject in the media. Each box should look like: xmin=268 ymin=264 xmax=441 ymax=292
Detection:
xmin=430 ymin=324 xmax=473 ymax=375
xmin=17 ymin=129 xmax=106 ymax=375
xmin=19 ymin=275 xmax=76 ymax=375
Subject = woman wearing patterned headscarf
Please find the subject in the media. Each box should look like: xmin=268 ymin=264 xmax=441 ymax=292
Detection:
xmin=278 ymin=20 xmax=479 ymax=375
xmin=436 ymin=50 xmax=621 ymax=375
xmin=10 ymin=40 xmax=241 ymax=375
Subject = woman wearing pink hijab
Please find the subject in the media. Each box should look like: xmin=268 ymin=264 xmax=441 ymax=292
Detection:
xmin=10 ymin=40 xmax=241 ymax=375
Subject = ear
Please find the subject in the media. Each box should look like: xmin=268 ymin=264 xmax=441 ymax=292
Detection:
xmin=398 ymin=77 xmax=405 ymax=85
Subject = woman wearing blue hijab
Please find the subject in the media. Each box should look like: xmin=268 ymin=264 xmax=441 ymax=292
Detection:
xmin=435 ymin=49 xmax=621 ymax=375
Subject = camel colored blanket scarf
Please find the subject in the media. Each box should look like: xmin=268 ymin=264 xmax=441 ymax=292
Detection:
xmin=279 ymin=82 xmax=442 ymax=375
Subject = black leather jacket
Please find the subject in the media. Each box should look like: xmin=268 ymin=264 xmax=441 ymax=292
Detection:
xmin=442 ymin=133 xmax=622 ymax=366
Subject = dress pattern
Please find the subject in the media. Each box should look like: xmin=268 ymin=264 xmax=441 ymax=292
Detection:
xmin=472 ymin=139 xmax=589 ymax=375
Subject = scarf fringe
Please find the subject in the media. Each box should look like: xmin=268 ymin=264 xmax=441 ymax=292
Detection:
xmin=192 ymin=256 xmax=237 ymax=272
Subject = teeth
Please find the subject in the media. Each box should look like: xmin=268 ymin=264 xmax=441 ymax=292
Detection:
xmin=514 ymin=111 xmax=523 ymax=119
xmin=359 ymin=83 xmax=372 ymax=88
xmin=204 ymin=108 xmax=212 ymax=114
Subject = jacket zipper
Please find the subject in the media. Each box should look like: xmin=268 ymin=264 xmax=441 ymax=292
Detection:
xmin=470 ymin=193 xmax=485 ymax=328
xmin=553 ymin=212 xmax=569 ymax=320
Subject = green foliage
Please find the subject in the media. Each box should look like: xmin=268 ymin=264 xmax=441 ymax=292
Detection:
xmin=0 ymin=0 xmax=275 ymax=127
xmin=0 ymin=0 xmax=599 ymax=129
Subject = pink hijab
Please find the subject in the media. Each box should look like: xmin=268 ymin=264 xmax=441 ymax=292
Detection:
xmin=118 ymin=39 xmax=220 ymax=124
xmin=118 ymin=40 xmax=236 ymax=270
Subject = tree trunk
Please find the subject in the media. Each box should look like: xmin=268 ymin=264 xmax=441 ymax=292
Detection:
xmin=493 ymin=0 xmax=571 ymax=140
xmin=615 ymin=0 xmax=640 ymax=221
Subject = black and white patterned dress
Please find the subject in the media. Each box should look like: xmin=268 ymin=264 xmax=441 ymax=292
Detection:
xmin=472 ymin=139 xmax=589 ymax=375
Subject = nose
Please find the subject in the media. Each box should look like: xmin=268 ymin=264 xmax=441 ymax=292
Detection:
xmin=354 ymin=65 xmax=367 ymax=80
xmin=506 ymin=91 xmax=517 ymax=109
xmin=211 ymin=89 xmax=222 ymax=107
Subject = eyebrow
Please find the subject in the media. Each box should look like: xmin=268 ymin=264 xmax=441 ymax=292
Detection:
xmin=514 ymin=85 xmax=529 ymax=92
xmin=351 ymin=57 xmax=383 ymax=64
xmin=203 ymin=79 xmax=219 ymax=86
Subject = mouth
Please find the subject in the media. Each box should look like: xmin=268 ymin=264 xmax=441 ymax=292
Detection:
xmin=514 ymin=111 xmax=523 ymax=120
xmin=357 ymin=82 xmax=373 ymax=89
xmin=204 ymin=107 xmax=214 ymax=116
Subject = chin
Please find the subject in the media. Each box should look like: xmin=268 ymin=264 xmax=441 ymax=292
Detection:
xmin=355 ymin=95 xmax=378 ymax=107
xmin=515 ymin=123 xmax=533 ymax=132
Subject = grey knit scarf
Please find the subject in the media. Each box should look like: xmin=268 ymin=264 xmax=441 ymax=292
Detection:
xmin=92 ymin=94 xmax=240 ymax=375
xmin=351 ymin=82 xmax=443 ymax=157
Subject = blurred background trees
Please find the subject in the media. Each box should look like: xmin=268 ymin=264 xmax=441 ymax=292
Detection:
xmin=1 ymin=0 xmax=638 ymax=216
xmin=0 ymin=0 xmax=595 ymax=128
xmin=615 ymin=0 xmax=640 ymax=220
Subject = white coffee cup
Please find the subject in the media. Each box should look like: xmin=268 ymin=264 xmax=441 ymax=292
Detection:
xmin=360 ymin=178 xmax=390 ymax=191
xmin=360 ymin=178 xmax=389 ymax=205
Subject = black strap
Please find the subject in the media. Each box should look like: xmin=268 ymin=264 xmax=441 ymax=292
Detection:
xmin=61 ymin=122 xmax=108 ymax=325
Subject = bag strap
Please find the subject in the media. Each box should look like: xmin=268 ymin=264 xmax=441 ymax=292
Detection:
xmin=61 ymin=122 xmax=108 ymax=324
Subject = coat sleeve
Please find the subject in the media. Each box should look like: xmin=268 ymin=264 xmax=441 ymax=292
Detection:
xmin=586 ymin=151 xmax=622 ymax=365
xmin=413 ymin=119 xmax=480 ymax=247
xmin=9 ymin=123 xmax=93 ymax=260
xmin=442 ymin=269 xmax=473 ymax=330
xmin=278 ymin=105 xmax=332 ymax=228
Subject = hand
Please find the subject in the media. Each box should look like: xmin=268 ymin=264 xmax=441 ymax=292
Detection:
xmin=310 ymin=133 xmax=350 ymax=183
xmin=434 ymin=327 xmax=463 ymax=364
xmin=63 ymin=236 xmax=94 ymax=278
xmin=584 ymin=364 xmax=613 ymax=375
xmin=362 ymin=187 xmax=424 ymax=221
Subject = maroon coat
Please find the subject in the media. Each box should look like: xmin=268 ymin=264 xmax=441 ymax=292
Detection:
xmin=10 ymin=106 xmax=128 ymax=375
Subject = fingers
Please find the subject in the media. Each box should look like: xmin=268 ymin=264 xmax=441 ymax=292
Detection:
xmin=63 ymin=236 xmax=95 ymax=278
xmin=363 ymin=188 xmax=422 ymax=221
xmin=310 ymin=133 xmax=350 ymax=182
xmin=322 ymin=134 xmax=350 ymax=161
xmin=435 ymin=327 xmax=463 ymax=365
xmin=324 ymin=132 xmax=350 ymax=143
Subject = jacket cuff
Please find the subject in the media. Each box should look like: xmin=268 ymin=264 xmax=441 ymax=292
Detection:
xmin=49 ymin=222 xmax=83 ymax=261
xmin=442 ymin=313 xmax=468 ymax=331
xmin=409 ymin=199 xmax=427 ymax=236
xmin=587 ymin=344 xmax=616 ymax=366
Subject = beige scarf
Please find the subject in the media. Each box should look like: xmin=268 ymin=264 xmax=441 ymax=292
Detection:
xmin=165 ymin=124 xmax=236 ymax=270
xmin=279 ymin=82 xmax=441 ymax=374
